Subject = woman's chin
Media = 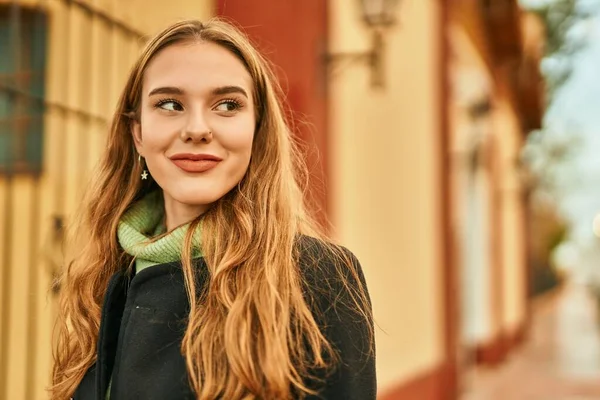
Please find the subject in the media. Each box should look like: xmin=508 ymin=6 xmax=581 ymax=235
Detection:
xmin=164 ymin=190 xmax=221 ymax=210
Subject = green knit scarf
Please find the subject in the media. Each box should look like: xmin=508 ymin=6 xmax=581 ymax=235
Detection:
xmin=117 ymin=191 xmax=202 ymax=273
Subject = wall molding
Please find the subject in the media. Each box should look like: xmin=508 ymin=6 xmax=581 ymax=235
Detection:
xmin=378 ymin=361 xmax=456 ymax=400
xmin=471 ymin=320 xmax=528 ymax=366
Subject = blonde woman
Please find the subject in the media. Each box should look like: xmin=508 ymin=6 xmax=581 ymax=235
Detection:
xmin=51 ymin=19 xmax=375 ymax=400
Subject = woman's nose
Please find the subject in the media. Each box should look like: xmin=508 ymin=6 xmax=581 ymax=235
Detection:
xmin=180 ymin=111 xmax=212 ymax=143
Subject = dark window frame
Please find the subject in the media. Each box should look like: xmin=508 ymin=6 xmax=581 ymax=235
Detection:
xmin=0 ymin=5 xmax=47 ymax=176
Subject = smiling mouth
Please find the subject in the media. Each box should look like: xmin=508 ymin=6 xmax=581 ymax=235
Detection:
xmin=171 ymin=159 xmax=220 ymax=173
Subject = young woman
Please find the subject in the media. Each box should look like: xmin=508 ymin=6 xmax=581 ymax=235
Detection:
xmin=51 ymin=19 xmax=375 ymax=400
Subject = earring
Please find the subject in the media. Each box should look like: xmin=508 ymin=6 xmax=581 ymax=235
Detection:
xmin=138 ymin=154 xmax=148 ymax=180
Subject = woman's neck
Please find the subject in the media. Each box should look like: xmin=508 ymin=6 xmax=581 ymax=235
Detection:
xmin=162 ymin=192 xmax=209 ymax=231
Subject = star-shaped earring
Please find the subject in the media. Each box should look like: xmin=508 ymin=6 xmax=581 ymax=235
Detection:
xmin=141 ymin=170 xmax=148 ymax=180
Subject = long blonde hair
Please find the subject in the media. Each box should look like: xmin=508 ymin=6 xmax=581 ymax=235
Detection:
xmin=51 ymin=18 xmax=372 ymax=399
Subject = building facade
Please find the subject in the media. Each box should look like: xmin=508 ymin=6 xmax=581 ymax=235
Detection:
xmin=0 ymin=0 xmax=543 ymax=399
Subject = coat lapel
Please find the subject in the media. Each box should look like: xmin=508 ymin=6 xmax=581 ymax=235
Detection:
xmin=96 ymin=270 xmax=129 ymax=398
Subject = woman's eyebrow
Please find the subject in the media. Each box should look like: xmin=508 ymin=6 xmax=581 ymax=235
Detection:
xmin=211 ymin=85 xmax=248 ymax=98
xmin=148 ymin=86 xmax=184 ymax=96
xmin=147 ymin=85 xmax=249 ymax=98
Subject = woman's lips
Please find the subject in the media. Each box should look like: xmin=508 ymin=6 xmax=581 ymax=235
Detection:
xmin=171 ymin=159 xmax=220 ymax=173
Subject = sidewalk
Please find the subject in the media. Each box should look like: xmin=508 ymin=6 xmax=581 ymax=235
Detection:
xmin=462 ymin=281 xmax=600 ymax=400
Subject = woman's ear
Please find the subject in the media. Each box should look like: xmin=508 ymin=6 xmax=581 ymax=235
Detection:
xmin=132 ymin=120 xmax=143 ymax=155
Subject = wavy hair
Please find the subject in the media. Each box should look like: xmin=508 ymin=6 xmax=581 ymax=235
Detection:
xmin=50 ymin=18 xmax=372 ymax=399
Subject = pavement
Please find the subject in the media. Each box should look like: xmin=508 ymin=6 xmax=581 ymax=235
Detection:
xmin=462 ymin=281 xmax=600 ymax=400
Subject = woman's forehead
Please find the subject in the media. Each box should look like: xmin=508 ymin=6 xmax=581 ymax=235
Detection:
xmin=142 ymin=41 xmax=254 ymax=97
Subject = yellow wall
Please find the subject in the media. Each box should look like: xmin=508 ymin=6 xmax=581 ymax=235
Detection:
xmin=493 ymin=95 xmax=527 ymax=333
xmin=449 ymin=6 xmax=530 ymax=354
xmin=0 ymin=1 xmax=213 ymax=399
xmin=449 ymin=22 xmax=498 ymax=349
xmin=93 ymin=0 xmax=214 ymax=40
xmin=328 ymin=0 xmax=445 ymax=390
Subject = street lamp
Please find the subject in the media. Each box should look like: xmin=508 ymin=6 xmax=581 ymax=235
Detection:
xmin=325 ymin=0 xmax=402 ymax=88
xmin=360 ymin=0 xmax=402 ymax=27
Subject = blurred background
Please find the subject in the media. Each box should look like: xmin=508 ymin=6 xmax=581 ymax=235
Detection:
xmin=1 ymin=0 xmax=600 ymax=399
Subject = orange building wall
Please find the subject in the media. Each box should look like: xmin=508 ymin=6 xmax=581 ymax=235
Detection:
xmin=327 ymin=0 xmax=447 ymax=395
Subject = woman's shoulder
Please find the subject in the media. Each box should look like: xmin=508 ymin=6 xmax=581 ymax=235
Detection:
xmin=294 ymin=235 xmax=370 ymax=309
xmin=295 ymin=235 xmax=361 ymax=276
xmin=295 ymin=235 xmax=359 ymax=265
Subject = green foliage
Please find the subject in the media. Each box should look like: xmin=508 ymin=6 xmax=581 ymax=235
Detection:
xmin=532 ymin=0 xmax=578 ymax=55
xmin=520 ymin=0 xmax=591 ymax=196
xmin=526 ymin=0 xmax=592 ymax=102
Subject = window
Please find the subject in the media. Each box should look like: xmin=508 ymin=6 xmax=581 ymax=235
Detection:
xmin=0 ymin=5 xmax=47 ymax=175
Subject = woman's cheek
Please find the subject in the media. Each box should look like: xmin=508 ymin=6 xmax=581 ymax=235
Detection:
xmin=214 ymin=117 xmax=255 ymax=150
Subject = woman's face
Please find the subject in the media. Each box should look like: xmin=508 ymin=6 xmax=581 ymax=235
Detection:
xmin=132 ymin=41 xmax=256 ymax=228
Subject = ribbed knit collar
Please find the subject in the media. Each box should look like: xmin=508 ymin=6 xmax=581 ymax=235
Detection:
xmin=117 ymin=191 xmax=202 ymax=273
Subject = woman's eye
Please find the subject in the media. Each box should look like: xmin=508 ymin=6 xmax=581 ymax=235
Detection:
xmin=156 ymin=100 xmax=183 ymax=111
xmin=215 ymin=100 xmax=241 ymax=113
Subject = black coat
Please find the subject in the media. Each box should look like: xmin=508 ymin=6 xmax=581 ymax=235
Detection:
xmin=72 ymin=237 xmax=376 ymax=399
